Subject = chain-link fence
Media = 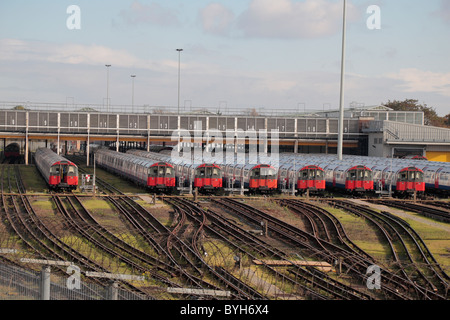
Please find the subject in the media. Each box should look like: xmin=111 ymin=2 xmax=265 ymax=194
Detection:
xmin=0 ymin=262 xmax=152 ymax=300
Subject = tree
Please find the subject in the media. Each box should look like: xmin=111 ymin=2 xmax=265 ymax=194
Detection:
xmin=445 ymin=114 xmax=450 ymax=127
xmin=383 ymin=99 xmax=444 ymax=127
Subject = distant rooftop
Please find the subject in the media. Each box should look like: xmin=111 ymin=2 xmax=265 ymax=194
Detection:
xmin=0 ymin=101 xmax=424 ymax=125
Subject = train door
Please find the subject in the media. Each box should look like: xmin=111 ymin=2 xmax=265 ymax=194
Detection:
xmin=157 ymin=164 xmax=166 ymax=186
xmin=346 ymin=169 xmax=356 ymax=190
xmin=50 ymin=164 xmax=61 ymax=185
xmin=66 ymin=164 xmax=78 ymax=186
xmin=60 ymin=162 xmax=69 ymax=184
xmin=149 ymin=165 xmax=158 ymax=187
xmin=435 ymin=168 xmax=442 ymax=189
xmin=205 ymin=166 xmax=214 ymax=187
xmin=308 ymin=168 xmax=316 ymax=189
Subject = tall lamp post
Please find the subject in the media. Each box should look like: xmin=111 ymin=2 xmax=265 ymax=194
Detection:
xmin=337 ymin=0 xmax=347 ymax=161
xmin=131 ymin=75 xmax=136 ymax=113
xmin=105 ymin=64 xmax=111 ymax=112
xmin=176 ymin=49 xmax=183 ymax=114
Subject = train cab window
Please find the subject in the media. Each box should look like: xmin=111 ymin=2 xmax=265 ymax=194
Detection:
xmin=399 ymin=173 xmax=407 ymax=181
xmin=149 ymin=167 xmax=158 ymax=177
xmin=316 ymin=170 xmax=324 ymax=179
xmin=409 ymin=171 xmax=423 ymax=181
xmin=158 ymin=167 xmax=165 ymax=176
xmin=68 ymin=166 xmax=77 ymax=176
xmin=269 ymin=168 xmax=276 ymax=178
xmin=166 ymin=167 xmax=174 ymax=177
xmin=302 ymin=171 xmax=308 ymax=178
xmin=212 ymin=168 xmax=220 ymax=177
xmin=261 ymin=167 xmax=276 ymax=178
xmin=363 ymin=170 xmax=372 ymax=180
xmin=251 ymin=168 xmax=260 ymax=178
xmin=348 ymin=171 xmax=356 ymax=181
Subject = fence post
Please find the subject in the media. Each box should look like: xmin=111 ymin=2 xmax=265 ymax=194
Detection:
xmin=107 ymin=281 xmax=119 ymax=300
xmin=40 ymin=266 xmax=51 ymax=300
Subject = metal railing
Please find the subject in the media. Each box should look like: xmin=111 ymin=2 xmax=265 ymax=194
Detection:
xmin=0 ymin=100 xmax=332 ymax=117
xmin=0 ymin=262 xmax=151 ymax=300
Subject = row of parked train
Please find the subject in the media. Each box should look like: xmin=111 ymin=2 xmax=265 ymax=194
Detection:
xmin=31 ymin=146 xmax=449 ymax=197
xmin=97 ymin=147 xmax=449 ymax=197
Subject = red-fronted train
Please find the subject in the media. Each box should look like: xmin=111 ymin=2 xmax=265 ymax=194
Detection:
xmin=34 ymin=147 xmax=79 ymax=190
xmin=95 ymin=149 xmax=176 ymax=193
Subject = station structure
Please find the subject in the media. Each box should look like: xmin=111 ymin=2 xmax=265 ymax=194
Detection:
xmin=0 ymin=104 xmax=449 ymax=164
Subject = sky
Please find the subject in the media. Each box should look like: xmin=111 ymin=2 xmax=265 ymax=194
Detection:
xmin=0 ymin=0 xmax=449 ymax=116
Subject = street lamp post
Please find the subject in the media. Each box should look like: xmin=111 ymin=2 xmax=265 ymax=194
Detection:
xmin=337 ymin=0 xmax=347 ymax=161
xmin=131 ymin=75 xmax=136 ymax=113
xmin=176 ymin=49 xmax=183 ymax=115
xmin=105 ymin=64 xmax=111 ymax=112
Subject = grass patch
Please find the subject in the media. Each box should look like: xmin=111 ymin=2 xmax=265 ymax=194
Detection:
xmin=79 ymin=166 xmax=144 ymax=194
xmin=323 ymin=205 xmax=393 ymax=262
xmin=396 ymin=218 xmax=450 ymax=271
xmin=18 ymin=165 xmax=50 ymax=192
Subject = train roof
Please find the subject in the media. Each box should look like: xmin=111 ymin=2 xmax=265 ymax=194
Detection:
xmin=35 ymin=148 xmax=77 ymax=167
xmin=96 ymin=149 xmax=168 ymax=168
xmin=300 ymin=165 xmax=325 ymax=171
xmin=398 ymin=166 xmax=423 ymax=172
xmin=196 ymin=163 xmax=222 ymax=169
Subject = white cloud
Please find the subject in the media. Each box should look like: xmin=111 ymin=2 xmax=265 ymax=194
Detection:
xmin=236 ymin=0 xmax=359 ymax=39
xmin=0 ymin=38 xmax=179 ymax=72
xmin=387 ymin=68 xmax=450 ymax=97
xmin=199 ymin=3 xmax=235 ymax=35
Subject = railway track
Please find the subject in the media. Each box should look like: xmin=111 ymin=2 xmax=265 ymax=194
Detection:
xmin=419 ymin=200 xmax=450 ymax=211
xmin=1 ymin=164 xmax=157 ymax=299
xmin=168 ymin=197 xmax=341 ymax=300
xmin=164 ymin=197 xmax=268 ymax=300
xmin=213 ymin=197 xmax=447 ymax=300
xmin=73 ymin=164 xmax=233 ymax=298
xmin=325 ymin=199 xmax=449 ymax=299
xmin=369 ymin=199 xmax=450 ymax=224
xmin=0 ymin=165 xmax=112 ymax=297
xmin=4 ymin=158 xmax=448 ymax=300
xmin=52 ymin=195 xmax=177 ymax=286
xmin=205 ymin=197 xmax=380 ymax=300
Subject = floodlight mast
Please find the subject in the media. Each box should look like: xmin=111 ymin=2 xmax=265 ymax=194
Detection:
xmin=337 ymin=0 xmax=347 ymax=161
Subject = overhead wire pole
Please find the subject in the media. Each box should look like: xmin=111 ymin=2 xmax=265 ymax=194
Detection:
xmin=176 ymin=48 xmax=183 ymax=114
xmin=131 ymin=75 xmax=136 ymax=113
xmin=105 ymin=64 xmax=111 ymax=113
xmin=337 ymin=0 xmax=347 ymax=161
